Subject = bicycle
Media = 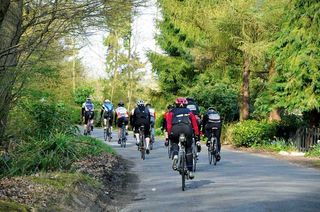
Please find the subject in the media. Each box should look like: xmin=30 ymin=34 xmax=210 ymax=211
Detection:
xmin=177 ymin=133 xmax=190 ymax=191
xmin=138 ymin=126 xmax=146 ymax=160
xmin=119 ymin=121 xmax=127 ymax=148
xmin=208 ymin=127 xmax=218 ymax=165
xmin=103 ymin=117 xmax=112 ymax=142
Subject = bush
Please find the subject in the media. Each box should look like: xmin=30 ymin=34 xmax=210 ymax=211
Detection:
xmin=252 ymin=138 xmax=297 ymax=152
xmin=306 ymin=144 xmax=320 ymax=157
xmin=24 ymin=100 xmax=78 ymax=137
xmin=231 ymin=120 xmax=278 ymax=147
xmin=0 ymin=134 xmax=114 ymax=177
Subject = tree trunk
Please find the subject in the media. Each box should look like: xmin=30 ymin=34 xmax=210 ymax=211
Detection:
xmin=267 ymin=58 xmax=281 ymax=122
xmin=240 ymin=54 xmax=250 ymax=121
xmin=0 ymin=0 xmax=23 ymax=141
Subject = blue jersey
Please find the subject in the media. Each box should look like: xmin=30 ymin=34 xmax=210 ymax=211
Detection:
xmin=102 ymin=103 xmax=113 ymax=112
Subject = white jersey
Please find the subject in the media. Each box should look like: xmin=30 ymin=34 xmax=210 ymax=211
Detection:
xmin=116 ymin=107 xmax=129 ymax=118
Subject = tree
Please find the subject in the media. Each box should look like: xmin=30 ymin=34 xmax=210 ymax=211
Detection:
xmin=0 ymin=0 xmax=145 ymax=140
xmin=268 ymin=0 xmax=320 ymax=126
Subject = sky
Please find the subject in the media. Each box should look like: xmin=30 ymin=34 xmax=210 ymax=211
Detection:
xmin=78 ymin=0 xmax=159 ymax=80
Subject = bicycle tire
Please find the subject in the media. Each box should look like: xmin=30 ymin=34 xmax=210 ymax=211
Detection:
xmin=181 ymin=152 xmax=185 ymax=191
xmin=213 ymin=137 xmax=217 ymax=165
xmin=140 ymin=133 xmax=145 ymax=160
xmin=104 ymin=129 xmax=107 ymax=141
xmin=192 ymin=141 xmax=197 ymax=172
xmin=107 ymin=123 xmax=112 ymax=142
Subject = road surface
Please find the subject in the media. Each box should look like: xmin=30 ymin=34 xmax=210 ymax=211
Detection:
xmin=92 ymin=128 xmax=320 ymax=212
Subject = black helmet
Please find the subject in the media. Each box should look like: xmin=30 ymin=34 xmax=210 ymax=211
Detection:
xmin=146 ymin=103 xmax=151 ymax=107
xmin=118 ymin=101 xmax=124 ymax=107
xmin=167 ymin=104 xmax=173 ymax=110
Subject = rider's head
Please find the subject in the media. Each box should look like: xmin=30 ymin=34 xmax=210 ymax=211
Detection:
xmin=136 ymin=100 xmax=145 ymax=107
xmin=146 ymin=103 xmax=151 ymax=108
xmin=104 ymin=99 xmax=111 ymax=103
xmin=86 ymin=97 xmax=91 ymax=102
xmin=118 ymin=101 xmax=124 ymax=107
xmin=175 ymin=97 xmax=188 ymax=108
xmin=167 ymin=104 xmax=173 ymax=110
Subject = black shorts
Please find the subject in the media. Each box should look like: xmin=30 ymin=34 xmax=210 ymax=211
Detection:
xmin=205 ymin=122 xmax=221 ymax=138
xmin=84 ymin=111 xmax=94 ymax=124
xmin=117 ymin=117 xmax=128 ymax=128
xmin=170 ymin=123 xmax=193 ymax=147
xmin=134 ymin=123 xmax=150 ymax=138
xmin=103 ymin=115 xmax=113 ymax=126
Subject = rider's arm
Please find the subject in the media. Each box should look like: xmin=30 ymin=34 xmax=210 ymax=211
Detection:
xmin=166 ymin=112 xmax=173 ymax=135
xmin=81 ymin=106 xmax=85 ymax=117
xmin=189 ymin=112 xmax=199 ymax=136
xmin=100 ymin=108 xmax=103 ymax=119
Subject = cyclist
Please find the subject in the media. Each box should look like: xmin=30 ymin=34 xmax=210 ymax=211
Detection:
xmin=81 ymin=97 xmax=95 ymax=135
xmin=162 ymin=104 xmax=173 ymax=146
xmin=186 ymin=97 xmax=202 ymax=152
xmin=146 ymin=103 xmax=156 ymax=145
xmin=115 ymin=101 xmax=129 ymax=144
xmin=166 ymin=97 xmax=200 ymax=179
xmin=202 ymin=107 xmax=222 ymax=161
xmin=132 ymin=100 xmax=151 ymax=154
xmin=100 ymin=99 xmax=114 ymax=138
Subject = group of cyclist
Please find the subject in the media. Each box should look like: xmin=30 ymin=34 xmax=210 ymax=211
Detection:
xmin=81 ymin=98 xmax=156 ymax=154
xmin=161 ymin=97 xmax=222 ymax=179
xmin=82 ymin=97 xmax=222 ymax=179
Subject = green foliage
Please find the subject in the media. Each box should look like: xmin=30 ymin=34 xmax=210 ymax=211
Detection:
xmin=231 ymin=120 xmax=278 ymax=147
xmin=252 ymin=138 xmax=297 ymax=152
xmin=306 ymin=144 xmax=320 ymax=157
xmin=266 ymin=0 xmax=320 ymax=113
xmin=25 ymin=100 xmax=78 ymax=137
xmin=0 ymin=134 xmax=114 ymax=177
xmin=190 ymin=82 xmax=239 ymax=122
xmin=73 ymin=87 xmax=95 ymax=105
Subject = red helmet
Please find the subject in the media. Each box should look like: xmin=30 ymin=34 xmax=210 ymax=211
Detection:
xmin=175 ymin=97 xmax=188 ymax=107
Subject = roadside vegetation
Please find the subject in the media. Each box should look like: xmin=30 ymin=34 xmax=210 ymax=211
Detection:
xmin=149 ymin=0 xmax=320 ymax=157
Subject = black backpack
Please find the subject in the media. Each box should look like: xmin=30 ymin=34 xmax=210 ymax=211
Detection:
xmin=135 ymin=106 xmax=149 ymax=120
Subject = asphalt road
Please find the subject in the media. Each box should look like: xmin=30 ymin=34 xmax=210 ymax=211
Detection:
xmin=92 ymin=128 xmax=320 ymax=212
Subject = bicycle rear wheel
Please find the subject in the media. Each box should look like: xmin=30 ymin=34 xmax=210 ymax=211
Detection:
xmin=104 ymin=129 xmax=107 ymax=141
xmin=213 ymin=137 xmax=217 ymax=165
xmin=192 ymin=141 xmax=197 ymax=172
xmin=180 ymin=152 xmax=186 ymax=191
xmin=140 ymin=135 xmax=145 ymax=160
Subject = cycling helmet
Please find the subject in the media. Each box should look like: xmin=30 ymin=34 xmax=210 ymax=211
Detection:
xmin=208 ymin=107 xmax=216 ymax=111
xmin=104 ymin=99 xmax=111 ymax=103
xmin=167 ymin=104 xmax=173 ymax=110
xmin=136 ymin=100 xmax=145 ymax=106
xmin=175 ymin=97 xmax=188 ymax=108
xmin=146 ymin=103 xmax=151 ymax=107
xmin=118 ymin=101 xmax=124 ymax=107
xmin=86 ymin=97 xmax=91 ymax=102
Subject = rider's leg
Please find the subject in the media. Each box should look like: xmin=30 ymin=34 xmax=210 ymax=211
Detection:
xmin=134 ymin=125 xmax=139 ymax=145
xmin=104 ymin=118 xmax=107 ymax=129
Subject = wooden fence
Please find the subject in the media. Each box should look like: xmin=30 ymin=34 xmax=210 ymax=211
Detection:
xmin=293 ymin=128 xmax=320 ymax=151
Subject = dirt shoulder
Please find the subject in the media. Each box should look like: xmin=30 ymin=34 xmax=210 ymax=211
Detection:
xmin=223 ymin=144 xmax=320 ymax=170
xmin=0 ymin=153 xmax=138 ymax=211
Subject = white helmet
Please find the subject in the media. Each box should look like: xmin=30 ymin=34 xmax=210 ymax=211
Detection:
xmin=136 ymin=100 xmax=145 ymax=106
xmin=104 ymin=99 xmax=110 ymax=103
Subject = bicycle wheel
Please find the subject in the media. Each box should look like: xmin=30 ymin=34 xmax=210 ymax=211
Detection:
xmin=180 ymin=152 xmax=186 ymax=191
xmin=192 ymin=141 xmax=197 ymax=172
xmin=140 ymin=135 xmax=145 ymax=160
xmin=213 ymin=137 xmax=217 ymax=165
xmin=168 ymin=140 xmax=172 ymax=159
